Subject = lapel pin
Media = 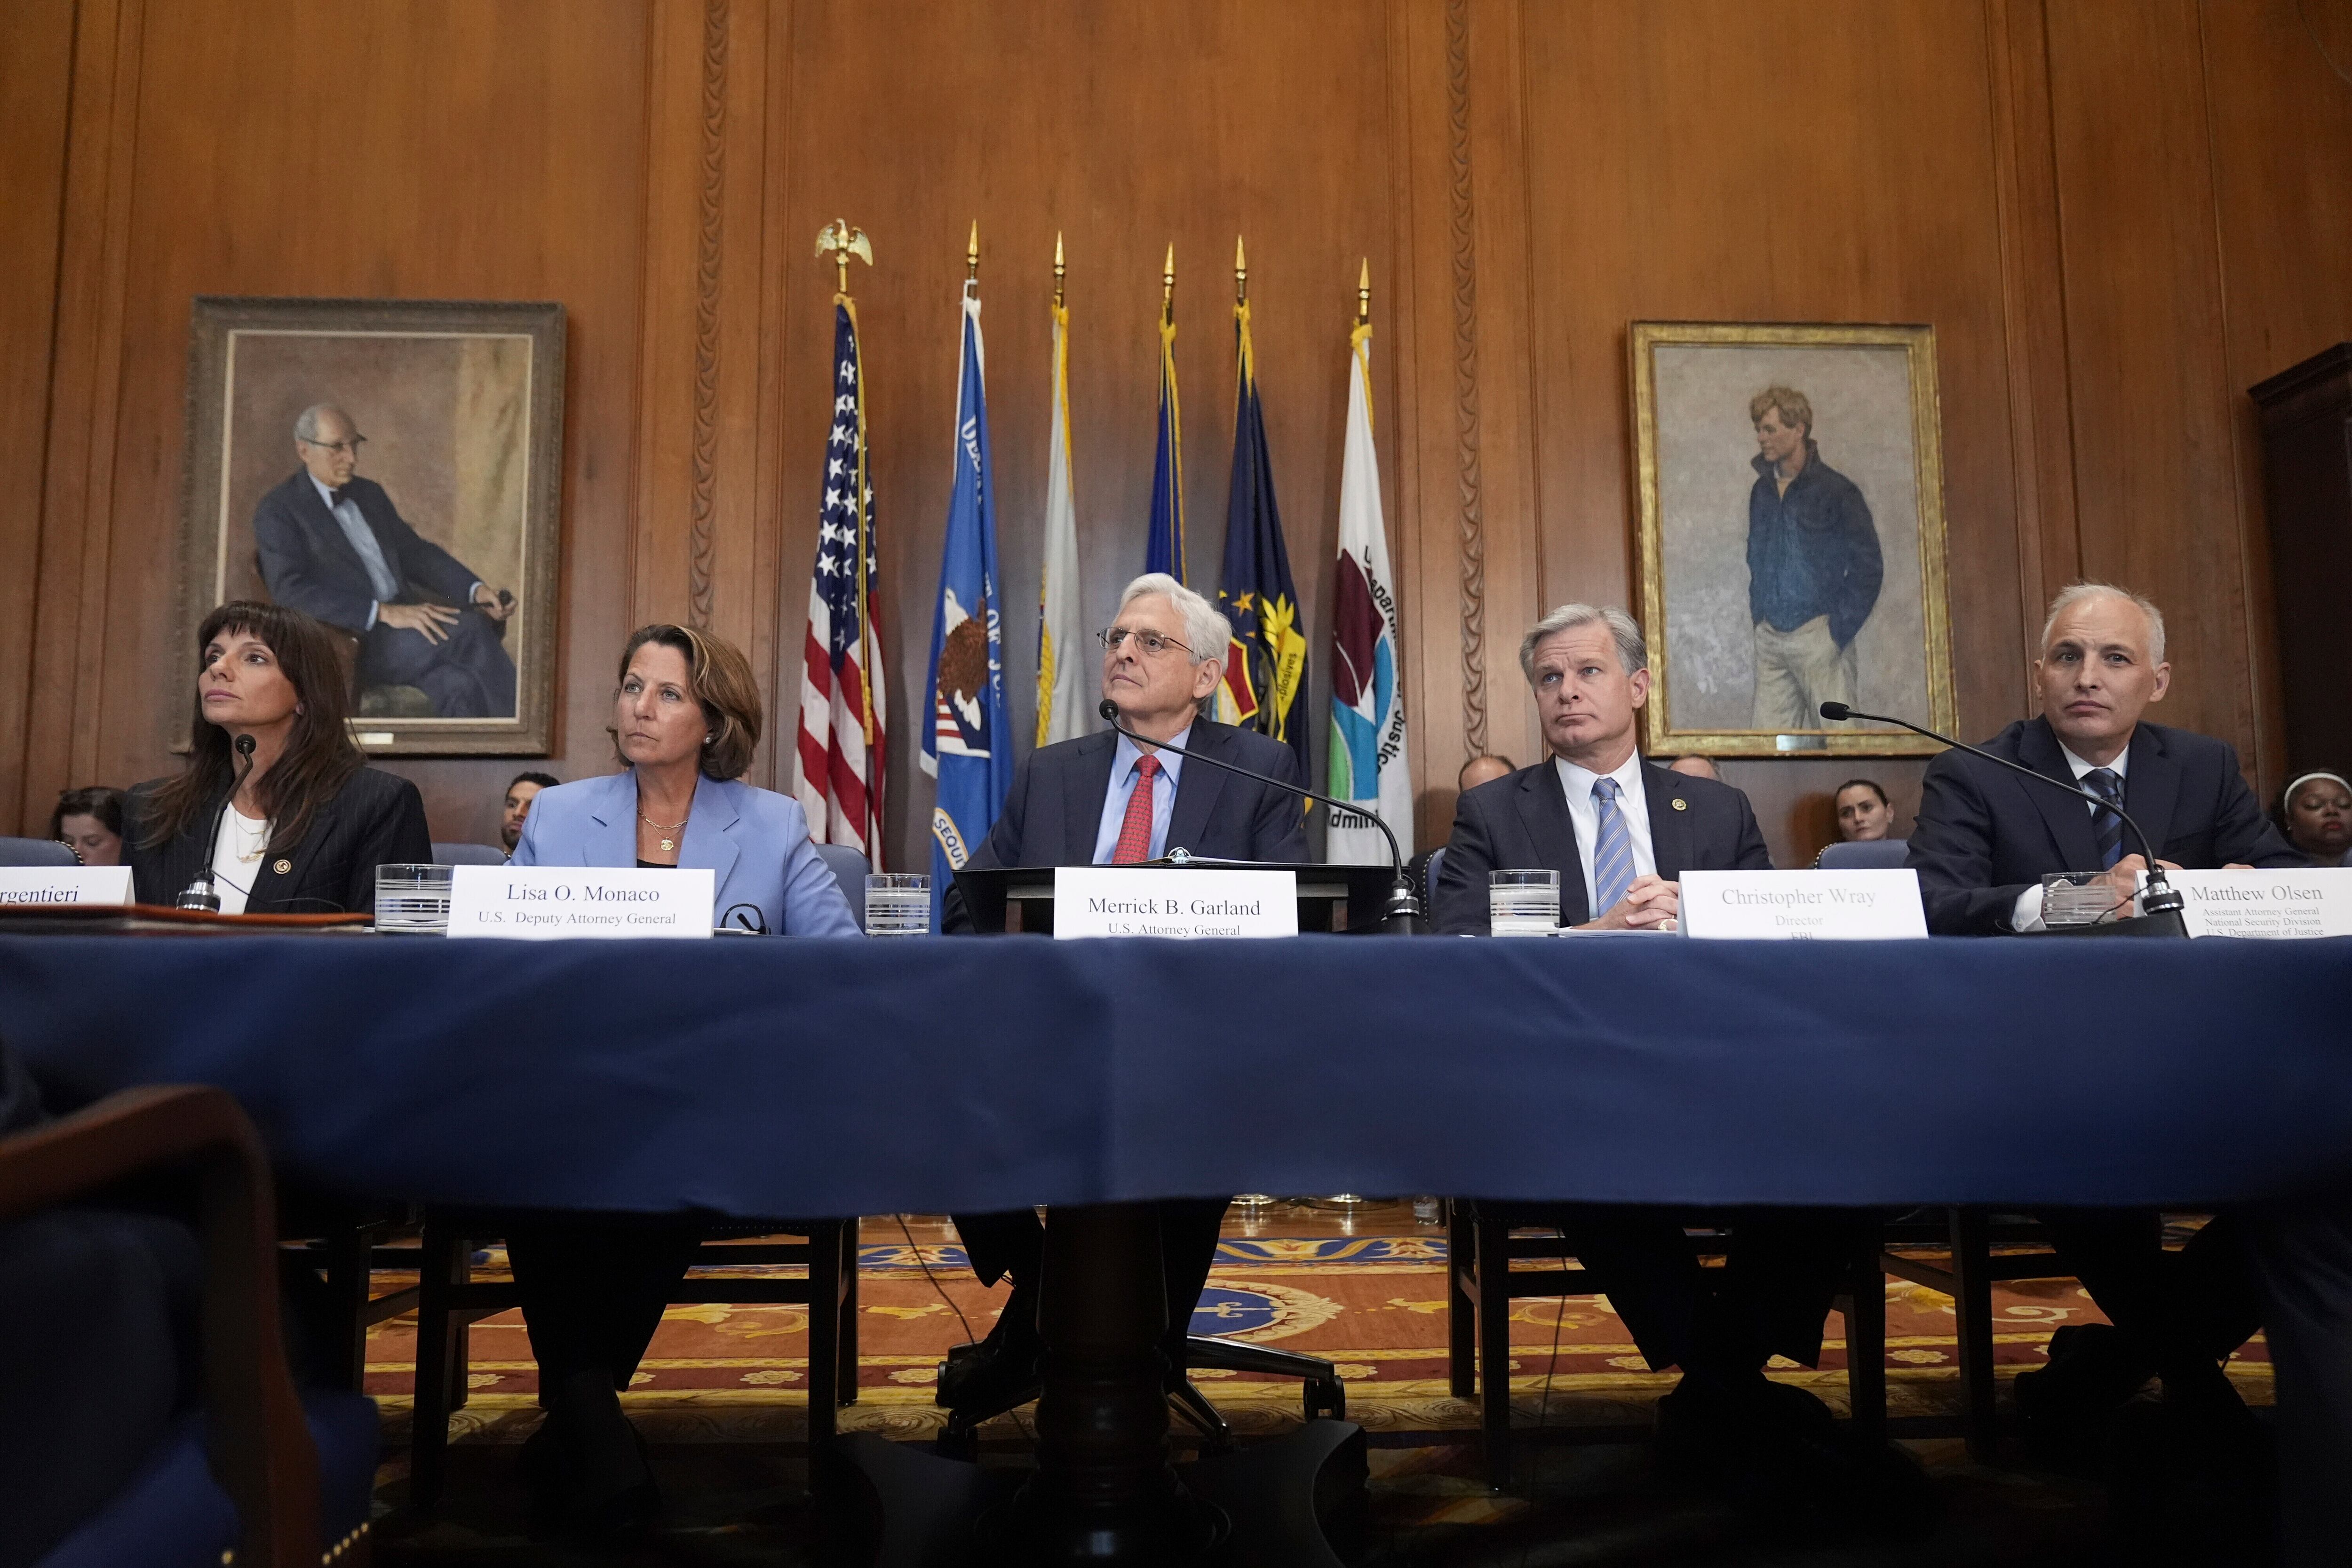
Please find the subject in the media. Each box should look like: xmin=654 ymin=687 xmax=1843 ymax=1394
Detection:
xmin=1670 ymin=798 xmax=1688 ymax=812
xmin=272 ymin=858 xmax=293 ymax=874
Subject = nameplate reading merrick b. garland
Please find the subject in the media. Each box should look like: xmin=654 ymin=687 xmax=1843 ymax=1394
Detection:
xmin=446 ymin=866 xmax=715 ymax=939
xmin=1052 ymin=867 xmax=1299 ymax=939
xmin=2166 ymin=868 xmax=2352 ymax=939
xmin=1679 ymin=869 xmax=1928 ymax=940
xmin=0 ymin=866 xmax=134 ymax=907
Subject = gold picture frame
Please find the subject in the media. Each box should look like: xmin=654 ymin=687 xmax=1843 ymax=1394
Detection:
xmin=1630 ymin=321 xmax=1954 ymax=758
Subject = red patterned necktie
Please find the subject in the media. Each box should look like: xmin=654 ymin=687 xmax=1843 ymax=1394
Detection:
xmin=1111 ymin=754 xmax=1162 ymax=865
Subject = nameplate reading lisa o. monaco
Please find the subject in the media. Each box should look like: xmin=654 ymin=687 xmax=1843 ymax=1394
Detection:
xmin=0 ymin=866 xmax=134 ymax=907
xmin=2166 ymin=868 xmax=2352 ymax=939
xmin=445 ymin=866 xmax=715 ymax=939
xmin=1678 ymin=869 xmax=1929 ymax=940
xmin=1051 ymin=867 xmax=1299 ymax=939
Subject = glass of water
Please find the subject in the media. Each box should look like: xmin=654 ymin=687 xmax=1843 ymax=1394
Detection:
xmin=1489 ymin=869 xmax=1561 ymax=936
xmin=2042 ymin=870 xmax=2126 ymax=927
xmin=376 ymin=863 xmax=453 ymax=933
xmin=865 ymin=872 xmax=931 ymax=937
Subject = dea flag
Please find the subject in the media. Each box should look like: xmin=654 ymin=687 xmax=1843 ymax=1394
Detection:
xmin=1327 ymin=317 xmax=1411 ymax=863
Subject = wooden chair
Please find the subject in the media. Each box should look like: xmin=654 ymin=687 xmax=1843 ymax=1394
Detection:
xmin=1878 ymin=1208 xmax=2067 ymax=1461
xmin=406 ymin=1212 xmax=859 ymax=1506
xmin=0 ymin=1084 xmax=378 ymax=1567
xmin=1447 ymin=1201 xmax=1887 ymax=1490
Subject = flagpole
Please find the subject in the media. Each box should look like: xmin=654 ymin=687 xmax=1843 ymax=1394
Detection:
xmin=815 ymin=220 xmax=877 ymax=757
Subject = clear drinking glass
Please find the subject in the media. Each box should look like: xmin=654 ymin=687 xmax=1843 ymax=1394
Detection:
xmin=2042 ymin=870 xmax=2126 ymax=927
xmin=865 ymin=872 xmax=931 ymax=937
xmin=375 ymin=863 xmax=453 ymax=933
xmin=1489 ymin=869 xmax=1562 ymax=936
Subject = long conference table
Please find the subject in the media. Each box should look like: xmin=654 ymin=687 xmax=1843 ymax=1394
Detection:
xmin=5 ymin=931 xmax=2351 ymax=1562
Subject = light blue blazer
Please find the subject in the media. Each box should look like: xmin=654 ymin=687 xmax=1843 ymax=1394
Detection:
xmin=510 ymin=772 xmax=861 ymax=937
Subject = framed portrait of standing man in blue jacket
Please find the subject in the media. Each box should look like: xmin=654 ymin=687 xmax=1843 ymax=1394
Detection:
xmin=1629 ymin=321 xmax=1957 ymax=761
xmin=176 ymin=297 xmax=565 ymax=756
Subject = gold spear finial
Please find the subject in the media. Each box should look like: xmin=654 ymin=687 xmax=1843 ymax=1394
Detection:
xmin=966 ymin=220 xmax=980 ymax=293
xmin=1356 ymin=257 xmax=1371 ymax=326
xmin=814 ymin=220 xmax=872 ymax=296
xmin=1053 ymin=231 xmax=1066 ymax=310
xmin=1234 ymin=235 xmax=1248 ymax=305
xmin=1161 ymin=243 xmax=1176 ymax=326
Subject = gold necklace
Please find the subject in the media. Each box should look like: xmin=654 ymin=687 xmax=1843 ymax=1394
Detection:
xmin=638 ymin=809 xmax=688 ymax=855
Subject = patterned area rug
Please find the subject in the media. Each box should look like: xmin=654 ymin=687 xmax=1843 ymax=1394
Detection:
xmin=362 ymin=1228 xmax=2271 ymax=1455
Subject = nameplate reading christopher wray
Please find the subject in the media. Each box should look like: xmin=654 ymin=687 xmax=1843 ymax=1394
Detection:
xmin=446 ymin=865 xmax=715 ymax=939
xmin=2166 ymin=868 xmax=2352 ymax=940
xmin=0 ymin=866 xmax=134 ymax=907
xmin=1679 ymin=869 xmax=1928 ymax=941
xmin=1051 ymin=867 xmax=1299 ymax=940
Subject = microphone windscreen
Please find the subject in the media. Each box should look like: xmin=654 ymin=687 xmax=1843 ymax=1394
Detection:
xmin=1097 ymin=699 xmax=1120 ymax=721
xmin=235 ymin=733 xmax=258 ymax=756
xmin=1817 ymin=701 xmax=1851 ymax=722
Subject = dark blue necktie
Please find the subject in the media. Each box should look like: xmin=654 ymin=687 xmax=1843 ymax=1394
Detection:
xmin=2084 ymin=767 xmax=2124 ymax=869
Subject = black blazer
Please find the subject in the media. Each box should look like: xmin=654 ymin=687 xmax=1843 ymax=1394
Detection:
xmin=1905 ymin=716 xmax=2299 ymax=935
xmin=1433 ymin=758 xmax=1771 ymax=934
xmin=127 ymin=766 xmax=432 ymax=915
xmin=250 ymin=471 xmax=482 ymax=636
xmin=942 ymin=720 xmax=1311 ymax=931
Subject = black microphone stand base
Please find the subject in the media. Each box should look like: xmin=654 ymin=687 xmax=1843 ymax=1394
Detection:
xmin=175 ymin=887 xmax=222 ymax=914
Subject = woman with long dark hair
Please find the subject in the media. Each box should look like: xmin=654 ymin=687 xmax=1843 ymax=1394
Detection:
xmin=128 ymin=601 xmax=430 ymax=913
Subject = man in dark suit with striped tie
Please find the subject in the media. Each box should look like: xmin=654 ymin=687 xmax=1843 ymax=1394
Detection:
xmin=1907 ymin=582 xmax=2300 ymax=1441
xmin=1434 ymin=607 xmax=1921 ymax=1520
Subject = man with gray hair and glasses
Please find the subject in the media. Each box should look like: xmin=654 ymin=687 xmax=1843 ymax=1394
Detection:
xmin=251 ymin=402 xmax=517 ymax=717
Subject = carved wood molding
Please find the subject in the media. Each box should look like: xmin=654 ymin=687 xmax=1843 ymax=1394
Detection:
xmin=1444 ymin=0 xmax=1488 ymax=754
xmin=688 ymin=0 xmax=728 ymax=630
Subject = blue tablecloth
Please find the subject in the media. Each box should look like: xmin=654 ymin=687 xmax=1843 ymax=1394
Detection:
xmin=2 ymin=934 xmax=2347 ymax=1217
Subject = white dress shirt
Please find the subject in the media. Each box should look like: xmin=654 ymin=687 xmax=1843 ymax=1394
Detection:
xmin=207 ymin=806 xmax=270 ymax=916
xmin=2009 ymin=741 xmax=2130 ymax=932
xmin=1092 ymin=726 xmax=1190 ymax=863
xmin=1553 ymin=749 xmax=1656 ymax=913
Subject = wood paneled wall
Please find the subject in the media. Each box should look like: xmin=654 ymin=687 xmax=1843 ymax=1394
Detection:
xmin=8 ymin=0 xmax=2351 ymax=870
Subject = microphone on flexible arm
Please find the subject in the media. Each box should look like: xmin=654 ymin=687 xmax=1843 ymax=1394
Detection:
xmin=177 ymin=732 xmax=260 ymax=913
xmin=1096 ymin=698 xmax=1428 ymax=935
xmin=1816 ymin=701 xmax=2186 ymax=934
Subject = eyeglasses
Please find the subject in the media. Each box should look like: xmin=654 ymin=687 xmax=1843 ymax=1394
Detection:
xmin=299 ymin=435 xmax=367 ymax=455
xmin=1098 ymin=626 xmax=1196 ymax=659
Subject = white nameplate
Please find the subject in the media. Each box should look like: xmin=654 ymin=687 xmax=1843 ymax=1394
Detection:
xmin=2168 ymin=868 xmax=2352 ymax=939
xmin=1052 ymin=867 xmax=1298 ymax=939
xmin=1680 ymin=869 xmax=1928 ymax=940
xmin=446 ymin=865 xmax=714 ymax=939
xmin=0 ymin=866 xmax=134 ymax=907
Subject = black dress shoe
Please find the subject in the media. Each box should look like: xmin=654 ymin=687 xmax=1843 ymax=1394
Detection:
xmin=523 ymin=1377 xmax=664 ymax=1543
xmin=935 ymin=1330 xmax=1043 ymax=1415
xmin=2016 ymin=1322 xmax=2156 ymax=1431
xmin=1657 ymin=1374 xmax=1934 ymax=1538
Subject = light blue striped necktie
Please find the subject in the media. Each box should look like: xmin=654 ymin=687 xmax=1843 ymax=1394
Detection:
xmin=1590 ymin=777 xmax=1636 ymax=915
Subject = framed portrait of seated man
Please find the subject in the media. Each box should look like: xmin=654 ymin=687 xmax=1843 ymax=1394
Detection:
xmin=1629 ymin=321 xmax=1955 ymax=759
xmin=177 ymin=296 xmax=564 ymax=756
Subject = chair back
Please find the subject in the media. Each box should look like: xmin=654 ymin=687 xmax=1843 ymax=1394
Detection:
xmin=813 ymin=843 xmax=869 ymax=931
xmin=1816 ymin=838 xmax=1909 ymax=870
xmin=0 ymin=837 xmax=78 ymax=868
xmin=1421 ymin=845 xmax=1446 ymax=907
xmin=431 ymin=843 xmax=508 ymax=866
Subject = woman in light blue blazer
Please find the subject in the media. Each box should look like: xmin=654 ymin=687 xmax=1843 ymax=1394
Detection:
xmin=510 ymin=626 xmax=858 ymax=936
xmin=503 ymin=623 xmax=858 ymax=1536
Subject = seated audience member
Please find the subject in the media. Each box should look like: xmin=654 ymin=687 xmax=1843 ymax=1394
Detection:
xmin=1907 ymin=582 xmax=2297 ymax=1434
xmin=503 ymin=625 xmax=855 ymax=1536
xmin=1434 ymin=607 xmax=1910 ymax=1517
xmin=501 ymin=770 xmax=559 ymax=853
xmin=48 ymin=787 xmax=127 ymax=866
xmin=126 ymin=602 xmax=430 ymax=914
xmin=2278 ymin=770 xmax=2352 ymax=866
xmin=1833 ymin=778 xmax=1893 ymax=843
xmin=1666 ymin=753 xmax=1721 ymax=781
xmin=1405 ymin=755 xmax=1514 ymax=903
xmin=937 ymin=574 xmax=1308 ymax=1415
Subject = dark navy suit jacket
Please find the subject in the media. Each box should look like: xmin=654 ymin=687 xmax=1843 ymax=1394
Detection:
xmin=1905 ymin=716 xmax=2299 ymax=934
xmin=125 ymin=765 xmax=430 ymax=915
xmin=1433 ymin=758 xmax=1771 ymax=934
xmin=250 ymin=471 xmax=482 ymax=635
xmin=942 ymin=720 xmax=1310 ymax=931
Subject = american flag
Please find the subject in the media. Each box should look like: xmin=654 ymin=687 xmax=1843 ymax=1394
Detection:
xmin=795 ymin=301 xmax=887 ymax=864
